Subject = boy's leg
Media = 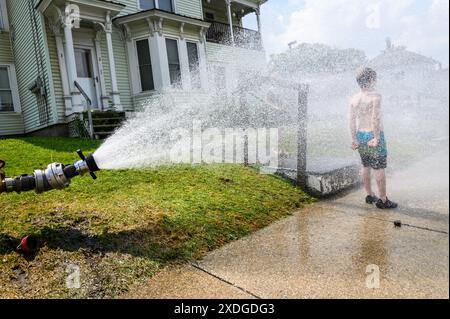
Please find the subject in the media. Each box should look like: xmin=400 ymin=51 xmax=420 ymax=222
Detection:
xmin=374 ymin=168 xmax=387 ymax=202
xmin=361 ymin=167 xmax=373 ymax=196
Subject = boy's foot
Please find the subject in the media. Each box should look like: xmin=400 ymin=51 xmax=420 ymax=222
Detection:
xmin=376 ymin=198 xmax=398 ymax=209
xmin=365 ymin=195 xmax=379 ymax=204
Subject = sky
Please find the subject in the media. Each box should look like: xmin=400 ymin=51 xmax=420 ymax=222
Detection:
xmin=243 ymin=0 xmax=449 ymax=66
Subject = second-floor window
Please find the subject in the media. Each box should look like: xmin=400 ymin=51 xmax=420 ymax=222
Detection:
xmin=139 ymin=0 xmax=173 ymax=12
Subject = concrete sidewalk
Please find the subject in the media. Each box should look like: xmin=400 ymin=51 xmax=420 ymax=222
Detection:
xmin=125 ymin=153 xmax=449 ymax=299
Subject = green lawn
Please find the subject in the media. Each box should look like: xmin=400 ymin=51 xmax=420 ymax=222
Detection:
xmin=0 ymin=137 xmax=314 ymax=298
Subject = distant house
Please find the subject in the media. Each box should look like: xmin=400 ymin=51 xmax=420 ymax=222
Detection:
xmin=0 ymin=0 xmax=266 ymax=137
xmin=368 ymin=39 xmax=447 ymax=111
xmin=368 ymin=39 xmax=442 ymax=77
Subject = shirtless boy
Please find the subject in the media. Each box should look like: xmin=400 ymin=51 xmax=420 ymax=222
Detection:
xmin=349 ymin=68 xmax=398 ymax=209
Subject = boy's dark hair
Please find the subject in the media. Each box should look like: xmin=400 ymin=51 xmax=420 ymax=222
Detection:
xmin=356 ymin=68 xmax=377 ymax=89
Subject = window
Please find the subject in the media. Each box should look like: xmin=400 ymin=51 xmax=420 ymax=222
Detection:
xmin=0 ymin=4 xmax=3 ymax=30
xmin=139 ymin=0 xmax=173 ymax=12
xmin=0 ymin=67 xmax=14 ymax=112
xmin=75 ymin=49 xmax=93 ymax=78
xmin=204 ymin=12 xmax=215 ymax=22
xmin=0 ymin=0 xmax=8 ymax=30
xmin=165 ymin=38 xmax=181 ymax=86
xmin=136 ymin=39 xmax=155 ymax=91
xmin=158 ymin=0 xmax=173 ymax=12
xmin=139 ymin=0 xmax=155 ymax=10
xmin=187 ymin=42 xmax=201 ymax=89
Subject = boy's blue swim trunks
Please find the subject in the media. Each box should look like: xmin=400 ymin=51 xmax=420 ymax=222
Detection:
xmin=356 ymin=131 xmax=388 ymax=170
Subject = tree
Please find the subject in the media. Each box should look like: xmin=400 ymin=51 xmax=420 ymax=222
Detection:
xmin=269 ymin=43 xmax=367 ymax=76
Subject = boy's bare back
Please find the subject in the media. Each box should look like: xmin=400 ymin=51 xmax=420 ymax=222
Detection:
xmin=350 ymin=91 xmax=382 ymax=132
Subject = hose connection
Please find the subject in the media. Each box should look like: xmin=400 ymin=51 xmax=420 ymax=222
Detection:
xmin=0 ymin=150 xmax=100 ymax=195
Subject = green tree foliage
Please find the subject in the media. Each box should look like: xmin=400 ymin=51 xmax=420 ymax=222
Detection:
xmin=269 ymin=43 xmax=367 ymax=76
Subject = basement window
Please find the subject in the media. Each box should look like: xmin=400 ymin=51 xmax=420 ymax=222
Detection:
xmin=0 ymin=67 xmax=14 ymax=112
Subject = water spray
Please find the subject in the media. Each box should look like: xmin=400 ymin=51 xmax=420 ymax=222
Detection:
xmin=0 ymin=150 xmax=100 ymax=195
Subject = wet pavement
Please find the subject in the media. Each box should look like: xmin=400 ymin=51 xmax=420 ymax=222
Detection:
xmin=125 ymin=153 xmax=449 ymax=299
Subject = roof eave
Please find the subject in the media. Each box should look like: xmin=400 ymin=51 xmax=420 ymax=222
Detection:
xmin=36 ymin=0 xmax=125 ymax=15
xmin=114 ymin=9 xmax=211 ymax=29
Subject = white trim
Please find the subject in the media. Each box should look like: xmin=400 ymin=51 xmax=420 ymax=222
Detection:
xmin=39 ymin=15 xmax=58 ymax=124
xmin=172 ymin=0 xmax=178 ymax=14
xmin=152 ymin=33 xmax=171 ymax=89
xmin=197 ymin=40 xmax=208 ymax=90
xmin=179 ymin=38 xmax=191 ymax=90
xmin=0 ymin=64 xmax=21 ymax=113
xmin=127 ymin=39 xmax=139 ymax=95
xmin=53 ymin=30 xmax=73 ymax=116
xmin=63 ymin=21 xmax=83 ymax=110
xmin=0 ymin=0 xmax=9 ymax=32
xmin=105 ymin=30 xmax=122 ymax=110
xmin=94 ymin=32 xmax=109 ymax=111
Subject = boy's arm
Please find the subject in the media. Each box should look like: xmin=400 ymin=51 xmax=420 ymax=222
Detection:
xmin=349 ymin=98 xmax=358 ymax=148
xmin=370 ymin=95 xmax=382 ymax=144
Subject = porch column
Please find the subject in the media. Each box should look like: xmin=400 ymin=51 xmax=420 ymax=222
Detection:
xmin=255 ymin=6 xmax=263 ymax=47
xmin=198 ymin=29 xmax=209 ymax=90
xmin=94 ymin=31 xmax=109 ymax=110
xmin=105 ymin=11 xmax=122 ymax=110
xmin=63 ymin=11 xmax=82 ymax=110
xmin=51 ymin=25 xmax=72 ymax=115
xmin=148 ymin=18 xmax=171 ymax=90
xmin=225 ymin=0 xmax=235 ymax=46
xmin=179 ymin=38 xmax=192 ymax=91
